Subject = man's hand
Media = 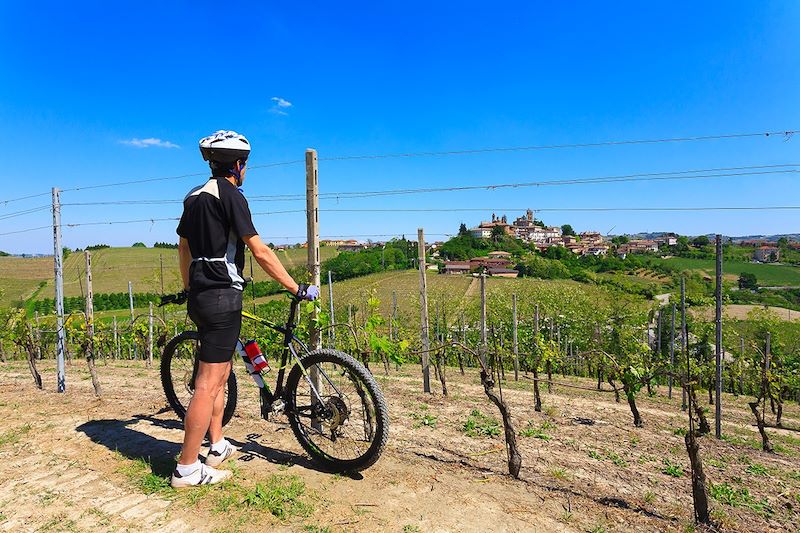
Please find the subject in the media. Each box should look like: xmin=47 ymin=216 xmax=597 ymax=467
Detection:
xmin=296 ymin=284 xmax=320 ymax=301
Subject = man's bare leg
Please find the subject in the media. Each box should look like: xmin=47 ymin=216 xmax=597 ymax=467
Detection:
xmin=208 ymin=361 xmax=232 ymax=444
xmin=178 ymin=360 xmax=229 ymax=465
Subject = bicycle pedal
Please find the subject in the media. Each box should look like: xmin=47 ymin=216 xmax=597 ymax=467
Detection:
xmin=270 ymin=399 xmax=285 ymax=415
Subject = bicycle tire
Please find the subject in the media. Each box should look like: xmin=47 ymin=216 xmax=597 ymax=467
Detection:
xmin=160 ymin=331 xmax=238 ymax=427
xmin=285 ymin=349 xmax=389 ymax=472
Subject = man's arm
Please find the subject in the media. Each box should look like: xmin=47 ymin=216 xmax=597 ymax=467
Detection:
xmin=178 ymin=237 xmax=191 ymax=291
xmin=243 ymin=234 xmax=299 ymax=294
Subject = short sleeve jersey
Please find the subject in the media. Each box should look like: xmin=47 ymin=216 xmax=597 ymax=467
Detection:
xmin=176 ymin=178 xmax=257 ymax=291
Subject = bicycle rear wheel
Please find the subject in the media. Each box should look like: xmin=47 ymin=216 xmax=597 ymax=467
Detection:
xmin=285 ymin=349 xmax=389 ymax=472
xmin=160 ymin=331 xmax=238 ymax=427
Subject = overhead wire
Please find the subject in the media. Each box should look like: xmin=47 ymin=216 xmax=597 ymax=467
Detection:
xmin=1 ymin=128 xmax=796 ymax=206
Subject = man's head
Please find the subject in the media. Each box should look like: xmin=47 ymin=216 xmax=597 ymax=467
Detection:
xmin=199 ymin=130 xmax=251 ymax=185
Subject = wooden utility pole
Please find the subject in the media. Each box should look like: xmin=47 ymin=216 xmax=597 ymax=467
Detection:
xmin=715 ymin=234 xmax=723 ymax=439
xmin=52 ymin=187 xmax=66 ymax=392
xmin=417 ymin=228 xmax=431 ymax=393
xmin=327 ymin=270 xmax=335 ymax=348
xmin=512 ymin=294 xmax=519 ymax=381
xmin=113 ymin=316 xmax=119 ymax=359
xmin=306 ymin=149 xmax=323 ymax=412
xmin=85 ymin=251 xmax=101 ymax=395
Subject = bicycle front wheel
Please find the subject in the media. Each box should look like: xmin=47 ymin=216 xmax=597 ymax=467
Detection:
xmin=285 ymin=349 xmax=389 ymax=472
xmin=160 ymin=331 xmax=238 ymax=427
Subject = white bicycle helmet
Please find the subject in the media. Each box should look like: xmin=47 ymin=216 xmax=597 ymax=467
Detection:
xmin=199 ymin=130 xmax=251 ymax=165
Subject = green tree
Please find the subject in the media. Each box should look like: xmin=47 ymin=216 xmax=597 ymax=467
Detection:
xmin=458 ymin=223 xmax=469 ymax=237
xmin=738 ymin=272 xmax=758 ymax=290
xmin=132 ymin=242 xmax=147 ymax=247
xmin=561 ymin=224 xmax=575 ymax=236
xmin=691 ymin=235 xmax=710 ymax=247
xmin=490 ymin=225 xmax=506 ymax=243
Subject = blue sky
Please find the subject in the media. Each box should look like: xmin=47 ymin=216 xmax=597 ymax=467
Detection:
xmin=1 ymin=1 xmax=799 ymax=254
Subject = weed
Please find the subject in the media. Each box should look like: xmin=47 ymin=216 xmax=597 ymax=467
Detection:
xmin=706 ymin=458 xmax=726 ymax=469
xmin=0 ymin=423 xmax=31 ymax=448
xmin=462 ymin=410 xmax=500 ymax=438
xmin=607 ymin=451 xmax=628 ymax=467
xmin=662 ymin=459 xmax=683 ymax=478
xmin=588 ymin=450 xmax=602 ymax=460
xmin=243 ymin=475 xmax=313 ymax=520
xmin=38 ymin=490 xmax=57 ymax=505
xmin=550 ymin=468 xmax=571 ymax=481
xmin=629 ymin=436 xmax=640 ymax=447
xmin=0 ymin=513 xmax=5 ymax=522
xmin=543 ymin=405 xmax=558 ymax=417
xmin=540 ymin=420 xmax=557 ymax=431
xmin=403 ymin=526 xmax=421 ymax=533
xmin=117 ymin=457 xmax=173 ymax=495
xmin=745 ymin=463 xmax=768 ymax=477
xmin=589 ymin=526 xmax=607 ymax=533
xmin=709 ymin=482 xmax=773 ymax=516
xmin=303 ymin=526 xmax=331 ymax=533
xmin=560 ymin=511 xmax=573 ymax=523
xmin=643 ymin=491 xmax=655 ymax=503
xmin=518 ymin=421 xmax=551 ymax=440
xmin=672 ymin=427 xmax=687 ymax=436
xmin=788 ymin=470 xmax=800 ymax=481
xmin=410 ymin=412 xmax=438 ymax=429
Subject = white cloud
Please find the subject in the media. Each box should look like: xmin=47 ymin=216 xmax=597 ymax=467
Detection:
xmin=270 ymin=96 xmax=293 ymax=115
xmin=271 ymin=96 xmax=292 ymax=108
xmin=120 ymin=138 xmax=180 ymax=148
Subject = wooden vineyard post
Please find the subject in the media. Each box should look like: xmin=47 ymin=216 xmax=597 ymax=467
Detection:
xmin=681 ymin=276 xmax=688 ymax=411
xmin=52 ymin=187 xmax=66 ymax=392
xmin=714 ymin=234 xmax=723 ymax=439
xmin=147 ymin=302 xmax=154 ymax=367
xmin=417 ymin=228 xmax=431 ymax=393
xmin=113 ymin=316 xmax=119 ymax=360
xmin=512 ymin=294 xmax=519 ymax=381
xmin=327 ymin=270 xmax=335 ymax=348
xmin=306 ymin=149 xmax=323 ymax=423
xmin=84 ymin=251 xmax=102 ymax=395
xmin=669 ymin=303 xmax=676 ymax=399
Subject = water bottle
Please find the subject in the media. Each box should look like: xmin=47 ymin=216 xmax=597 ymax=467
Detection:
xmin=235 ymin=340 xmax=267 ymax=388
xmin=244 ymin=340 xmax=270 ymax=373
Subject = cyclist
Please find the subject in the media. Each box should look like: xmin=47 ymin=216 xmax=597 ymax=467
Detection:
xmin=171 ymin=130 xmax=319 ymax=488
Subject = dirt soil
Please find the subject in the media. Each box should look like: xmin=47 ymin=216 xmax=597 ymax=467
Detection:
xmin=1 ymin=359 xmax=799 ymax=532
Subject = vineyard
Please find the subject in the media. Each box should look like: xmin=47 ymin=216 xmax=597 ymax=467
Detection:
xmin=1 ymin=268 xmax=799 ymax=532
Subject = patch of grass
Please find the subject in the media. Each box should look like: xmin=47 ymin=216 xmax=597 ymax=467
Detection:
xmin=0 ymin=512 xmax=6 ymax=522
xmin=588 ymin=449 xmax=603 ymax=460
xmin=550 ymin=467 xmax=571 ymax=481
xmin=745 ymin=463 xmax=769 ymax=476
xmin=303 ymin=526 xmax=331 ymax=533
xmin=117 ymin=457 xmax=174 ymax=496
xmin=672 ymin=427 xmax=688 ymax=436
xmin=402 ymin=526 xmax=421 ymax=533
xmin=242 ymin=475 xmax=313 ymax=520
xmin=720 ymin=433 xmax=759 ymax=449
xmin=662 ymin=459 xmax=683 ymax=478
xmin=39 ymin=513 xmax=78 ymax=532
xmin=706 ymin=458 xmax=726 ymax=469
xmin=542 ymin=405 xmax=558 ymax=417
xmin=0 ymin=423 xmax=31 ymax=448
xmin=607 ymin=451 xmax=628 ymax=467
xmin=643 ymin=491 xmax=655 ymax=504
xmin=518 ymin=421 xmax=552 ymax=440
xmin=38 ymin=490 xmax=57 ymax=505
xmin=788 ymin=470 xmax=800 ymax=481
xmin=709 ymin=482 xmax=772 ymax=516
xmin=409 ymin=411 xmax=438 ymax=429
xmin=461 ymin=409 xmax=501 ymax=438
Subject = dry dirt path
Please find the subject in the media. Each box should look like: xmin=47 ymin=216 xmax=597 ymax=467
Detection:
xmin=1 ymin=359 xmax=799 ymax=532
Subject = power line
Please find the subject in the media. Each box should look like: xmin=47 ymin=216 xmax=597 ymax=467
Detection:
xmin=317 ymin=129 xmax=798 ymax=161
xmin=314 ymin=206 xmax=800 ymax=213
xmin=0 ymin=225 xmax=51 ymax=237
xmin=0 ymin=205 xmax=51 ymax=221
xmin=2 ymin=128 xmax=795 ymax=206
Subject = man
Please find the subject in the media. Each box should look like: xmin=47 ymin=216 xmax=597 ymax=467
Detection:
xmin=171 ymin=130 xmax=319 ymax=488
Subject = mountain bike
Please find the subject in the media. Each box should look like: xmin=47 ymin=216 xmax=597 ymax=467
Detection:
xmin=158 ymin=289 xmax=389 ymax=472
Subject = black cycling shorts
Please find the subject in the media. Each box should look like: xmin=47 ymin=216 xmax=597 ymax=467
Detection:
xmin=187 ymin=288 xmax=243 ymax=363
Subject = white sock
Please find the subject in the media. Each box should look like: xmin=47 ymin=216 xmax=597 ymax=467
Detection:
xmin=210 ymin=438 xmax=228 ymax=454
xmin=175 ymin=460 xmax=201 ymax=476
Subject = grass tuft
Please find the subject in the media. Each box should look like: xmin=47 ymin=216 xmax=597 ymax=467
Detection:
xmin=462 ymin=409 xmax=500 ymax=438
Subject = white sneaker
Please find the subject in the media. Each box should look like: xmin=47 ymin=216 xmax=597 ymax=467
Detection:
xmin=205 ymin=440 xmax=237 ymax=468
xmin=170 ymin=463 xmax=231 ymax=488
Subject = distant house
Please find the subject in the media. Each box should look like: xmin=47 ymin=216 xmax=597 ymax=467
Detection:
xmin=487 ymin=267 xmax=519 ymax=278
xmin=338 ymin=242 xmax=367 ymax=252
xmin=442 ymin=261 xmax=471 ymax=275
xmin=579 ymin=232 xmax=603 ymax=245
xmin=487 ymin=251 xmax=512 ymax=259
xmin=655 ymin=234 xmax=678 ymax=247
xmin=753 ymin=246 xmax=780 ymax=262
xmin=627 ymin=239 xmax=659 ymax=253
xmin=469 ymin=256 xmax=513 ymax=270
xmin=584 ymin=245 xmax=609 ymax=256
xmin=470 ymin=213 xmax=513 ymax=239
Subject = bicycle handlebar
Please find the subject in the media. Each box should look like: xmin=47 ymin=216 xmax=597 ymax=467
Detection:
xmin=158 ymin=278 xmax=307 ymax=308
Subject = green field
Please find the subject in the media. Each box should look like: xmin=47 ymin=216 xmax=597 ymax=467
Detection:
xmin=0 ymin=246 xmax=339 ymax=308
xmin=661 ymin=257 xmax=800 ymax=286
